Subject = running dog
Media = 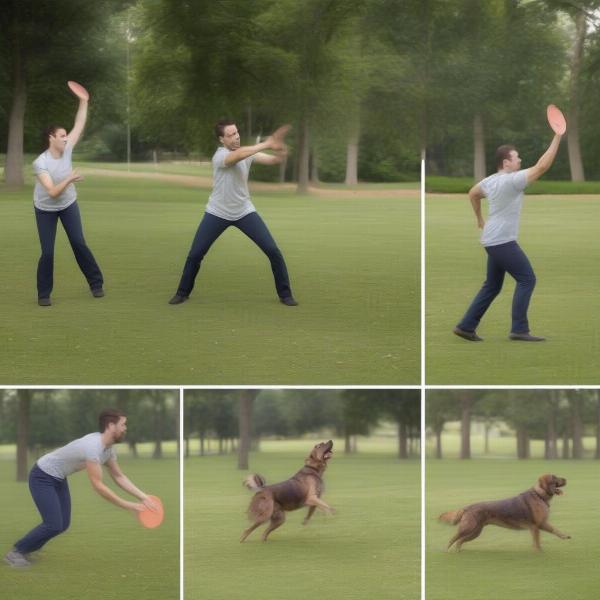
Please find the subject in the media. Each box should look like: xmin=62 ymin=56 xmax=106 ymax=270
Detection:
xmin=439 ymin=474 xmax=569 ymax=551
xmin=240 ymin=440 xmax=334 ymax=542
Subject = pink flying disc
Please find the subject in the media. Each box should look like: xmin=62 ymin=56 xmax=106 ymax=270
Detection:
xmin=546 ymin=104 xmax=566 ymax=135
xmin=137 ymin=495 xmax=164 ymax=529
xmin=67 ymin=80 xmax=89 ymax=101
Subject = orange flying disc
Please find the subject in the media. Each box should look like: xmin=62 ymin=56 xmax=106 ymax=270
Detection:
xmin=546 ymin=104 xmax=566 ymax=135
xmin=67 ymin=80 xmax=89 ymax=101
xmin=137 ymin=495 xmax=164 ymax=529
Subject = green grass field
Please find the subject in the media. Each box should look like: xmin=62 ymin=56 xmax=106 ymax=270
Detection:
xmin=184 ymin=442 xmax=420 ymax=600
xmin=426 ymin=459 xmax=599 ymax=600
xmin=426 ymin=193 xmax=600 ymax=383
xmin=1 ymin=458 xmax=178 ymax=600
xmin=0 ymin=175 xmax=418 ymax=384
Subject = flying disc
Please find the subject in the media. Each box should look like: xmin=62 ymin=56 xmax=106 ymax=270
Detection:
xmin=137 ymin=495 xmax=164 ymax=529
xmin=67 ymin=80 xmax=89 ymax=101
xmin=546 ymin=104 xmax=566 ymax=135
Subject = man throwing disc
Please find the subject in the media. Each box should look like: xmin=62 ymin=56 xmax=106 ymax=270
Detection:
xmin=4 ymin=408 xmax=157 ymax=568
xmin=454 ymin=133 xmax=562 ymax=342
xmin=169 ymin=121 xmax=298 ymax=306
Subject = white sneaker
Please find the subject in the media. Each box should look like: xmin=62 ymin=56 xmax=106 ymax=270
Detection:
xmin=4 ymin=549 xmax=31 ymax=568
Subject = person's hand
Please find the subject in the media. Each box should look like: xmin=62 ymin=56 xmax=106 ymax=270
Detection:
xmin=477 ymin=216 xmax=485 ymax=229
xmin=126 ymin=501 xmax=146 ymax=513
xmin=267 ymin=124 xmax=291 ymax=151
xmin=70 ymin=170 xmax=84 ymax=183
xmin=141 ymin=496 xmax=160 ymax=512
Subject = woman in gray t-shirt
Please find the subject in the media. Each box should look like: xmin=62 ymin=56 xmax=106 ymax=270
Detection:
xmin=32 ymin=94 xmax=103 ymax=306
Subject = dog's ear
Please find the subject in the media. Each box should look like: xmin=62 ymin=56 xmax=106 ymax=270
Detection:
xmin=305 ymin=444 xmax=323 ymax=469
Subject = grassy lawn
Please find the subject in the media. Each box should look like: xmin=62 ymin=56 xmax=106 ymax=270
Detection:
xmin=0 ymin=457 xmax=179 ymax=600
xmin=184 ymin=442 xmax=420 ymax=600
xmin=0 ymin=176 xmax=418 ymax=384
xmin=426 ymin=459 xmax=598 ymax=600
xmin=426 ymin=175 xmax=600 ymax=195
xmin=426 ymin=193 xmax=600 ymax=384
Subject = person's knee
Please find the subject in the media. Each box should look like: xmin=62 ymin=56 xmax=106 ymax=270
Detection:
xmin=43 ymin=521 xmax=65 ymax=537
xmin=263 ymin=244 xmax=282 ymax=260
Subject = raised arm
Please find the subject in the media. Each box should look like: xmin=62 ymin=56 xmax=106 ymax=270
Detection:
xmin=86 ymin=461 xmax=145 ymax=512
xmin=67 ymin=99 xmax=88 ymax=147
xmin=468 ymin=183 xmax=486 ymax=229
xmin=36 ymin=170 xmax=83 ymax=199
xmin=526 ymin=134 xmax=562 ymax=185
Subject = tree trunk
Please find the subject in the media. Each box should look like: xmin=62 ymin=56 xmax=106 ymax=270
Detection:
xmin=398 ymin=421 xmax=408 ymax=459
xmin=128 ymin=441 xmax=138 ymax=458
xmin=185 ymin=436 xmax=189 ymax=458
xmin=547 ymin=402 xmax=558 ymax=459
xmin=562 ymin=429 xmax=570 ymax=459
xmin=435 ymin=428 xmax=442 ymax=459
xmin=199 ymin=433 xmax=205 ymax=456
xmin=152 ymin=398 xmax=164 ymax=459
xmin=5 ymin=28 xmax=27 ymax=187
xmin=345 ymin=125 xmax=359 ymax=185
xmin=279 ymin=154 xmax=287 ymax=183
xmin=16 ymin=390 xmax=31 ymax=482
xmin=460 ymin=395 xmax=472 ymax=459
xmin=567 ymin=10 xmax=586 ymax=182
xmin=571 ymin=397 xmax=584 ymax=459
xmin=344 ymin=430 xmax=351 ymax=454
xmin=310 ymin=148 xmax=320 ymax=184
xmin=296 ymin=118 xmax=310 ymax=194
xmin=484 ymin=424 xmax=490 ymax=454
xmin=238 ymin=390 xmax=258 ymax=470
xmin=473 ymin=113 xmax=486 ymax=181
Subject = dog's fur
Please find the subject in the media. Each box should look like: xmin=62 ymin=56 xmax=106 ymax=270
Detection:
xmin=240 ymin=440 xmax=334 ymax=542
xmin=439 ymin=474 xmax=569 ymax=551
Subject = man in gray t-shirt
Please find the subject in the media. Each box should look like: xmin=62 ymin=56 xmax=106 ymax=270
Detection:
xmin=4 ymin=409 xmax=157 ymax=568
xmin=454 ymin=133 xmax=563 ymax=342
xmin=169 ymin=120 xmax=298 ymax=306
xmin=33 ymin=93 xmax=104 ymax=306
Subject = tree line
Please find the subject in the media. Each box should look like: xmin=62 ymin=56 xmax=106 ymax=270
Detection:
xmin=184 ymin=389 xmax=420 ymax=469
xmin=0 ymin=389 xmax=179 ymax=481
xmin=427 ymin=389 xmax=600 ymax=459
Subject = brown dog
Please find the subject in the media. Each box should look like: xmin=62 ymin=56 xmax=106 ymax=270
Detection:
xmin=439 ymin=474 xmax=569 ymax=551
xmin=240 ymin=440 xmax=334 ymax=542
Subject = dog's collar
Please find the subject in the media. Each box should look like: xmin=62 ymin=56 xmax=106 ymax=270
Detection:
xmin=302 ymin=464 xmax=322 ymax=475
xmin=531 ymin=487 xmax=550 ymax=506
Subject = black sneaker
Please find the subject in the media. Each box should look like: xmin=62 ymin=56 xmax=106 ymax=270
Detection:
xmin=280 ymin=296 xmax=298 ymax=306
xmin=91 ymin=288 xmax=105 ymax=298
xmin=38 ymin=297 xmax=51 ymax=307
xmin=453 ymin=326 xmax=483 ymax=342
xmin=169 ymin=294 xmax=188 ymax=305
xmin=509 ymin=332 xmax=546 ymax=342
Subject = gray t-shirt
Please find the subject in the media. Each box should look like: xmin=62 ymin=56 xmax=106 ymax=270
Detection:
xmin=205 ymin=146 xmax=256 ymax=221
xmin=32 ymin=143 xmax=77 ymax=212
xmin=37 ymin=432 xmax=116 ymax=480
xmin=479 ymin=169 xmax=529 ymax=247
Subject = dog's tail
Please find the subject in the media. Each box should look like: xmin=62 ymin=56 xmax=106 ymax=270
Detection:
xmin=243 ymin=473 xmax=267 ymax=492
xmin=438 ymin=509 xmax=464 ymax=525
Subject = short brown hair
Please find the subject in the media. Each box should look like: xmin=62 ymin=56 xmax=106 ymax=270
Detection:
xmin=98 ymin=408 xmax=125 ymax=432
xmin=214 ymin=119 xmax=236 ymax=140
xmin=496 ymin=144 xmax=517 ymax=170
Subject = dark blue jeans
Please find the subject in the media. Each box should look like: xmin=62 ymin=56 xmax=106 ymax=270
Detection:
xmin=457 ymin=241 xmax=536 ymax=334
xmin=14 ymin=464 xmax=71 ymax=554
xmin=35 ymin=201 xmax=104 ymax=299
xmin=176 ymin=211 xmax=292 ymax=299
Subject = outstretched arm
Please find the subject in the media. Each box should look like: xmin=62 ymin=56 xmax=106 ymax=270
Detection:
xmin=526 ymin=134 xmax=562 ymax=184
xmin=254 ymin=145 xmax=288 ymax=166
xmin=224 ymin=124 xmax=290 ymax=167
xmin=86 ymin=461 xmax=145 ymax=512
xmin=468 ymin=183 xmax=486 ymax=229
xmin=105 ymin=458 xmax=157 ymax=510
xmin=67 ymin=99 xmax=88 ymax=147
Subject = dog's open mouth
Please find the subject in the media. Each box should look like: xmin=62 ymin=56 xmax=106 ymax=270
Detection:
xmin=324 ymin=440 xmax=334 ymax=460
